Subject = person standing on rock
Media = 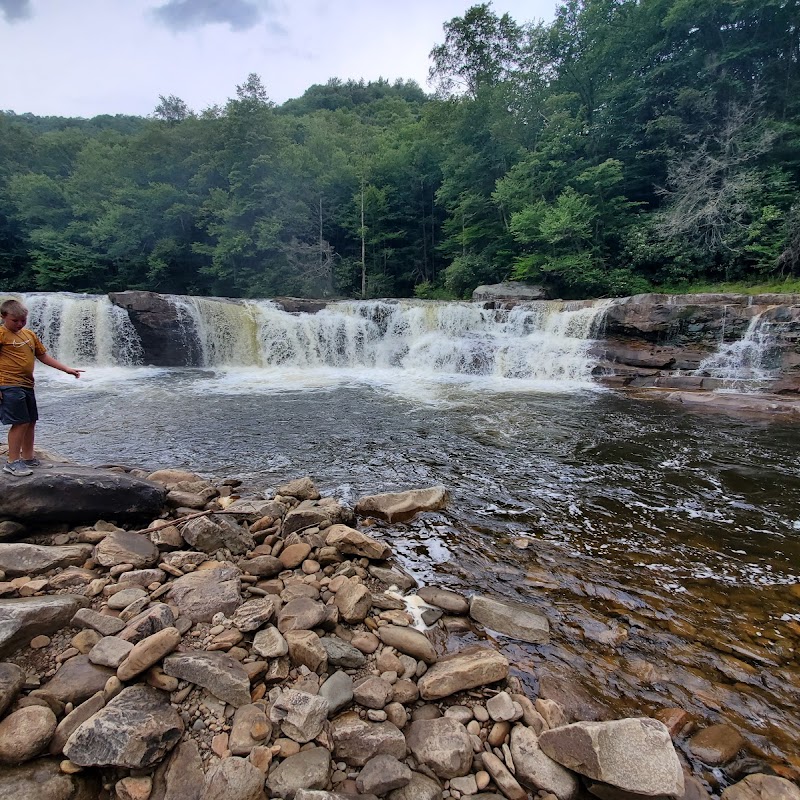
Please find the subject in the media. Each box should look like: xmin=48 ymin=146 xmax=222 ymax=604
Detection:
xmin=0 ymin=298 xmax=84 ymax=477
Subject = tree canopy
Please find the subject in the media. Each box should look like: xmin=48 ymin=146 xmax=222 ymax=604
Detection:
xmin=2 ymin=0 xmax=799 ymax=299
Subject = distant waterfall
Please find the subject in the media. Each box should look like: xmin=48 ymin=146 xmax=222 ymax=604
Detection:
xmin=165 ymin=297 xmax=613 ymax=383
xmin=695 ymin=311 xmax=779 ymax=387
xmin=20 ymin=293 xmax=143 ymax=365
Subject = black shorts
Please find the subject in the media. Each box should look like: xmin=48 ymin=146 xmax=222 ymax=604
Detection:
xmin=0 ymin=386 xmax=39 ymax=425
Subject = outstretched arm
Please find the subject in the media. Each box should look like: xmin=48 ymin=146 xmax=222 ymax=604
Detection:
xmin=37 ymin=353 xmax=84 ymax=378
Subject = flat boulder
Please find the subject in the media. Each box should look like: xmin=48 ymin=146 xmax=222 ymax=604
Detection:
xmin=163 ymin=651 xmax=251 ymax=707
xmin=0 ymin=466 xmax=167 ymax=523
xmin=63 ymin=685 xmax=183 ymax=769
xmin=538 ymin=718 xmax=684 ymax=797
xmin=33 ymin=655 xmax=114 ymax=706
xmin=354 ymin=486 xmax=449 ymax=523
xmin=417 ymin=646 xmax=508 ymax=700
xmin=0 ymin=595 xmax=89 ymax=657
xmin=325 ymin=525 xmax=391 ymax=560
xmin=165 ymin=566 xmax=241 ymax=623
xmin=94 ymin=531 xmax=159 ymax=569
xmin=0 ymin=543 xmax=92 ymax=577
xmin=469 ymin=595 xmax=550 ymax=644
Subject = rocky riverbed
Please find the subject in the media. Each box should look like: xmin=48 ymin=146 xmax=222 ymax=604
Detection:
xmin=0 ymin=464 xmax=797 ymax=800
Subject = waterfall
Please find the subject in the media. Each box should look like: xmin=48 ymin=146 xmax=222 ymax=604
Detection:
xmin=694 ymin=311 xmax=779 ymax=388
xmin=17 ymin=293 xmax=143 ymax=366
xmin=166 ymin=297 xmax=613 ymax=383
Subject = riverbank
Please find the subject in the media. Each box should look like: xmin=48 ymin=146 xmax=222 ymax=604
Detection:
xmin=0 ymin=461 xmax=797 ymax=799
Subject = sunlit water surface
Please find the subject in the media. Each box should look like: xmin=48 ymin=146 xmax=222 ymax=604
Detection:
xmin=34 ymin=366 xmax=800 ymax=779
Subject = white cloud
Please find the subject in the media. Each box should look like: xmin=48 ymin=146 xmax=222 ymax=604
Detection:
xmin=0 ymin=0 xmax=555 ymax=117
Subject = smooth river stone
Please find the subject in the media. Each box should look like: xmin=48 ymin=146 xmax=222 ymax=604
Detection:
xmin=32 ymin=655 xmax=115 ymax=706
xmin=0 ymin=705 xmax=57 ymax=764
xmin=416 ymin=586 xmax=469 ymax=615
xmin=324 ymin=525 xmax=391 ymax=560
xmin=354 ymin=486 xmax=449 ymax=523
xmin=405 ymin=717 xmax=473 ymax=779
xmin=377 ymin=625 xmax=437 ymax=664
xmin=469 ymin=594 xmax=550 ymax=644
xmin=417 ymin=646 xmax=509 ymax=700
xmin=117 ymin=627 xmax=182 ymax=681
xmin=94 ymin=531 xmax=159 ymax=569
xmin=538 ymin=718 xmax=684 ymax=797
xmin=722 ymin=775 xmax=800 ymax=800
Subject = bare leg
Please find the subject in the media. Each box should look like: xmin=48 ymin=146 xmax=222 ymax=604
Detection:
xmin=20 ymin=421 xmax=36 ymax=461
xmin=7 ymin=423 xmax=31 ymax=462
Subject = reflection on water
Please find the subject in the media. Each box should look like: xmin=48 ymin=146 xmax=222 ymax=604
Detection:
xmin=34 ymin=367 xmax=800 ymax=778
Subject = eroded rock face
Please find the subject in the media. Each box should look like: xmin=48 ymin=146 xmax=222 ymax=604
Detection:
xmin=63 ymin=685 xmax=183 ymax=769
xmin=538 ymin=718 xmax=684 ymax=797
xmin=0 ymin=466 xmax=167 ymax=523
xmin=162 ymin=651 xmax=251 ymax=707
xmin=472 ymin=282 xmax=549 ymax=303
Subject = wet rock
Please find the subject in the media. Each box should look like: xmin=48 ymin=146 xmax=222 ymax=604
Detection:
xmin=406 ymin=717 xmax=473 ymax=779
xmin=252 ymin=626 xmax=289 ymax=658
xmin=0 ymin=595 xmax=89 ymax=656
xmin=266 ymin=747 xmax=331 ymax=799
xmin=469 ymin=595 xmax=550 ymax=644
xmin=319 ymin=670 xmax=354 ymax=716
xmin=0 ymin=466 xmax=166 ymax=524
xmin=721 ymin=774 xmax=800 ymax=800
xmin=230 ymin=596 xmax=279 ymax=631
xmin=277 ymin=476 xmax=321 ymax=500
xmin=354 ymin=486 xmax=449 ymax=523
xmin=0 ymin=756 xmax=101 ymax=800
xmin=320 ymin=635 xmax=367 ymax=668
xmin=330 ymin=711 xmax=406 ymax=766
xmin=34 ymin=655 xmax=114 ymax=705
xmin=368 ymin=565 xmax=417 ymax=591
xmin=0 ymin=543 xmax=92 ymax=577
xmin=0 ymin=705 xmax=57 ymax=763
xmin=510 ymin=724 xmax=580 ymax=800
xmin=0 ymin=662 xmax=25 ymax=716
xmin=181 ymin=514 xmax=254 ymax=555
xmin=163 ymin=651 xmax=251 ymax=707
xmin=386 ymin=772 xmax=442 ymax=800
xmin=269 ymin=689 xmax=329 ymax=743
xmin=63 ymin=685 xmax=183 ymax=768
xmin=357 ymin=754 xmax=412 ymax=795
xmin=689 ymin=724 xmax=747 ymax=766
xmin=417 ymin=646 xmax=509 ymax=700
xmin=378 ymin=624 xmax=437 ymax=664
xmin=537 ymin=672 xmax=611 ymax=722
xmin=204 ymin=755 xmax=268 ymax=800
xmin=538 ymin=718 xmax=684 ymax=796
xmin=417 ymin=586 xmax=469 ymax=614
xmin=325 ymin=525 xmax=391 ymax=560
xmin=165 ymin=566 xmax=241 ymax=622
xmin=94 ymin=531 xmax=159 ymax=569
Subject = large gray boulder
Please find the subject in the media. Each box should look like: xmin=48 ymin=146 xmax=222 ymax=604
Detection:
xmin=538 ymin=718 xmax=684 ymax=797
xmin=0 ymin=466 xmax=167 ymax=523
xmin=0 ymin=543 xmax=93 ymax=577
xmin=472 ymin=282 xmax=549 ymax=302
xmin=0 ymin=595 xmax=89 ymax=657
xmin=63 ymin=685 xmax=183 ymax=768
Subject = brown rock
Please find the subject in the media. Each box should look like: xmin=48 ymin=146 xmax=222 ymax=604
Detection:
xmin=417 ymin=646 xmax=508 ymax=700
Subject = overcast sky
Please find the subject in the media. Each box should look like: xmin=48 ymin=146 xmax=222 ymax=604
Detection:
xmin=1 ymin=0 xmax=556 ymax=119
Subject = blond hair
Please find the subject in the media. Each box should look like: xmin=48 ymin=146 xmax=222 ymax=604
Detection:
xmin=0 ymin=299 xmax=27 ymax=318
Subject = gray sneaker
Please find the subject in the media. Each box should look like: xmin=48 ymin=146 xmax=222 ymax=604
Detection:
xmin=22 ymin=458 xmax=41 ymax=467
xmin=3 ymin=460 xmax=33 ymax=477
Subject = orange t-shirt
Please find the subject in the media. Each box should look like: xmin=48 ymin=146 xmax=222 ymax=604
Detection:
xmin=0 ymin=327 xmax=47 ymax=388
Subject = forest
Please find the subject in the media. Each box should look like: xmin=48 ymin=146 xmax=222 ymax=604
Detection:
xmin=1 ymin=0 xmax=798 ymax=301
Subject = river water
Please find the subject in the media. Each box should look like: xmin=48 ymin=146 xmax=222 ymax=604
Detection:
xmin=13 ymin=292 xmax=800 ymax=781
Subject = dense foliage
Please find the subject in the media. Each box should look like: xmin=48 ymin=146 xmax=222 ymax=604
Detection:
xmin=1 ymin=0 xmax=799 ymax=299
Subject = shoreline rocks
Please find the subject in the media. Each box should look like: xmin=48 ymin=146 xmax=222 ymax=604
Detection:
xmin=0 ymin=470 xmax=792 ymax=799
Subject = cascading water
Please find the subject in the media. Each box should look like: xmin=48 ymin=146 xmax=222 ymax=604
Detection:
xmin=164 ymin=297 xmax=614 ymax=385
xmin=15 ymin=292 xmax=143 ymax=365
xmin=694 ymin=310 xmax=779 ymax=389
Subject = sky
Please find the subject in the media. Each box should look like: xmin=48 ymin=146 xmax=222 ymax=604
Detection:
xmin=0 ymin=0 xmax=556 ymax=119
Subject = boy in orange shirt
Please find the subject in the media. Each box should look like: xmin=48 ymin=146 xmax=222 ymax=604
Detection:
xmin=0 ymin=298 xmax=84 ymax=476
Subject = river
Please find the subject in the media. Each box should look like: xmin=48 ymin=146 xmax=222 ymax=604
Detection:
xmin=14 ymin=292 xmax=800 ymax=781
